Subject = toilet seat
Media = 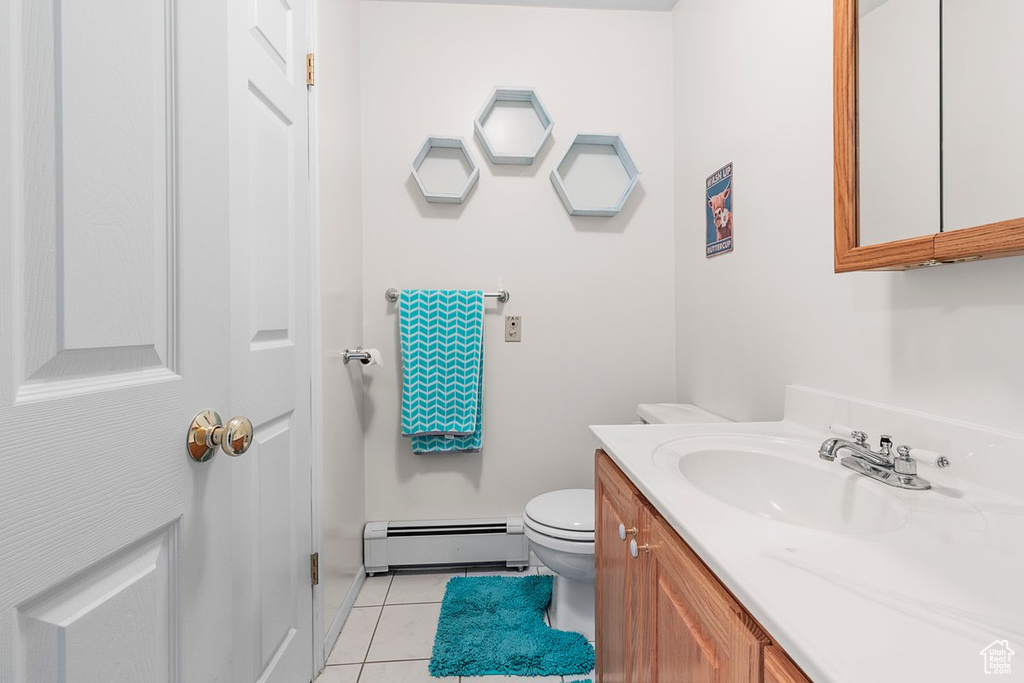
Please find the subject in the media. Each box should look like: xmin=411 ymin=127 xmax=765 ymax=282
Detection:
xmin=524 ymin=526 xmax=594 ymax=555
xmin=523 ymin=515 xmax=593 ymax=542
xmin=523 ymin=488 xmax=595 ymax=547
xmin=524 ymin=489 xmax=593 ymax=530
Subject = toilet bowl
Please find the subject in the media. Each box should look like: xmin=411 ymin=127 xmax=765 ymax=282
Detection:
xmin=523 ymin=488 xmax=595 ymax=641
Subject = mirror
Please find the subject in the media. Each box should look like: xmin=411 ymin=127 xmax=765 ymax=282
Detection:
xmin=858 ymin=0 xmax=940 ymax=247
xmin=941 ymin=2 xmax=1024 ymax=231
xmin=834 ymin=0 xmax=1024 ymax=271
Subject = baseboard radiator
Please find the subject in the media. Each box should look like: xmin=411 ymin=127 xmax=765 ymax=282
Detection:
xmin=364 ymin=517 xmax=530 ymax=574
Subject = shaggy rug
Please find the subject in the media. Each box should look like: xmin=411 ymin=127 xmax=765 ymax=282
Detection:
xmin=428 ymin=574 xmax=595 ymax=678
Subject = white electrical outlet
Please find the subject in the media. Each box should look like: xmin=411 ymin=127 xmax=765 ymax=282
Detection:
xmin=505 ymin=315 xmax=521 ymax=342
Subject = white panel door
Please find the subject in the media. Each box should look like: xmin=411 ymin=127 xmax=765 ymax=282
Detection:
xmin=0 ymin=0 xmax=315 ymax=681
xmin=0 ymin=0 xmax=233 ymax=682
xmin=228 ymin=0 xmax=314 ymax=680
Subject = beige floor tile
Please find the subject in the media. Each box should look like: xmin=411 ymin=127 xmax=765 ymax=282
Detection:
xmin=385 ymin=571 xmax=460 ymax=604
xmin=314 ymin=663 xmax=361 ymax=683
xmin=326 ymin=606 xmax=382 ymax=665
xmin=354 ymin=574 xmax=393 ymax=607
xmin=366 ymin=602 xmax=442 ymax=662
xmin=358 ymin=659 xmax=454 ymax=683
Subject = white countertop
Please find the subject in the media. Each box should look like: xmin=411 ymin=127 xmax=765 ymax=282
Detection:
xmin=591 ymin=393 xmax=1024 ymax=683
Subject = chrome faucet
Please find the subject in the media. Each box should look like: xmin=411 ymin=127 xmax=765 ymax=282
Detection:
xmin=819 ymin=429 xmax=893 ymax=466
xmin=819 ymin=425 xmax=949 ymax=491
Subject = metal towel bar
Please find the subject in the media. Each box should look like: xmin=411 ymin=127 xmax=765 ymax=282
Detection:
xmin=384 ymin=288 xmax=510 ymax=303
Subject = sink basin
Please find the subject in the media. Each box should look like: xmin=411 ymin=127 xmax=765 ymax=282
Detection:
xmin=653 ymin=435 xmax=909 ymax=534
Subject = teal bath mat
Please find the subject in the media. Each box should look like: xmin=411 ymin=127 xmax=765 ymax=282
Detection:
xmin=428 ymin=575 xmax=595 ymax=678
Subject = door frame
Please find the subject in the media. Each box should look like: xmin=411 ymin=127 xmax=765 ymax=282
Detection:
xmin=305 ymin=3 xmax=368 ymax=673
xmin=306 ymin=0 xmax=327 ymax=673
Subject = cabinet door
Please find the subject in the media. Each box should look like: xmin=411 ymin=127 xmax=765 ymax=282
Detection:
xmin=765 ymin=646 xmax=812 ymax=683
xmin=596 ymin=451 xmax=645 ymax=683
xmin=645 ymin=509 xmax=770 ymax=683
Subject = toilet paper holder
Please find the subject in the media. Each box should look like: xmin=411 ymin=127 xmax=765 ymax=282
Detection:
xmin=340 ymin=349 xmax=373 ymax=365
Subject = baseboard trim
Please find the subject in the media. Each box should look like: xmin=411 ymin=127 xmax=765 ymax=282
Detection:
xmin=323 ymin=567 xmax=366 ymax=660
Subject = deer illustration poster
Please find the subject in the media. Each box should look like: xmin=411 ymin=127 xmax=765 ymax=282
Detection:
xmin=706 ymin=162 xmax=734 ymax=258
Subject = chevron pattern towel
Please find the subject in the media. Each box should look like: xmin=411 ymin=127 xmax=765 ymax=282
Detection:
xmin=399 ymin=289 xmax=484 ymax=454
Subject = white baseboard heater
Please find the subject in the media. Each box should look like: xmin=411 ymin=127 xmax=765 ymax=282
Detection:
xmin=364 ymin=517 xmax=530 ymax=574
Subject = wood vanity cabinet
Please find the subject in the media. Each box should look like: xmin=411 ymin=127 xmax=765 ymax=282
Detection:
xmin=595 ymin=450 xmax=812 ymax=683
xmin=596 ymin=447 xmax=646 ymax=682
xmin=764 ymin=646 xmax=813 ymax=683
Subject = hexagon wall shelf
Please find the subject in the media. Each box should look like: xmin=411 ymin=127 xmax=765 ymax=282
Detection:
xmin=550 ymin=134 xmax=640 ymax=217
xmin=410 ymin=136 xmax=480 ymax=204
xmin=474 ymin=87 xmax=554 ymax=165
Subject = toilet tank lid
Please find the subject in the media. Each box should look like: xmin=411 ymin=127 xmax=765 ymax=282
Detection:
xmin=636 ymin=403 xmax=731 ymax=425
xmin=524 ymin=489 xmax=594 ymax=533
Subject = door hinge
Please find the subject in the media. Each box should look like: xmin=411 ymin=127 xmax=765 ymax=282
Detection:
xmin=310 ymin=552 xmax=319 ymax=586
xmin=306 ymin=53 xmax=315 ymax=86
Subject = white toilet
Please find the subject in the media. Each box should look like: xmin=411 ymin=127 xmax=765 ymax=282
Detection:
xmin=522 ymin=488 xmax=595 ymax=641
xmin=635 ymin=402 xmax=729 ymax=425
xmin=524 ymin=404 xmax=731 ymax=641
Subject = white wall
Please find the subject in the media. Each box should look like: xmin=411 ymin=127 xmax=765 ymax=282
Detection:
xmin=315 ymin=0 xmax=365 ymax=635
xmin=672 ymin=0 xmax=1024 ymax=434
xmin=360 ymin=1 xmax=676 ymax=521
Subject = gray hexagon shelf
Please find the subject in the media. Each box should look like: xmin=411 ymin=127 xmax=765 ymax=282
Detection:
xmin=410 ymin=136 xmax=480 ymax=204
xmin=474 ymin=87 xmax=554 ymax=165
xmin=550 ymin=134 xmax=640 ymax=217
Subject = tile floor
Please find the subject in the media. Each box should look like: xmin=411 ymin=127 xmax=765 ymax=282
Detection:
xmin=316 ymin=567 xmax=596 ymax=683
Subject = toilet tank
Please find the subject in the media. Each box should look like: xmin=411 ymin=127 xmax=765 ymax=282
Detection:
xmin=635 ymin=403 xmax=731 ymax=425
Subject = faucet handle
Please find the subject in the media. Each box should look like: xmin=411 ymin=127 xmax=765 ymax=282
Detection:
xmin=897 ymin=445 xmax=950 ymax=469
xmin=830 ymin=424 xmax=869 ymax=447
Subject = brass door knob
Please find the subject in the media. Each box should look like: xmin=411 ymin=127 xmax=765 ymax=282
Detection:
xmin=618 ymin=523 xmax=637 ymax=541
xmin=187 ymin=410 xmax=254 ymax=462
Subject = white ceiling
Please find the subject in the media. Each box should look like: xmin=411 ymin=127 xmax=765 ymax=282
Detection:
xmin=364 ymin=0 xmax=679 ymax=11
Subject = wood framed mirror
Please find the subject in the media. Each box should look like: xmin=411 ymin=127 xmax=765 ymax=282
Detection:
xmin=834 ymin=0 xmax=1024 ymax=272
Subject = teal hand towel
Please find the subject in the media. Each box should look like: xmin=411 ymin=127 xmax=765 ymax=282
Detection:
xmin=399 ymin=289 xmax=484 ymax=453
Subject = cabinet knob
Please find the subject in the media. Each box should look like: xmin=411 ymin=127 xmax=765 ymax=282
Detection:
xmin=629 ymin=539 xmax=650 ymax=558
xmin=618 ymin=523 xmax=637 ymax=541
